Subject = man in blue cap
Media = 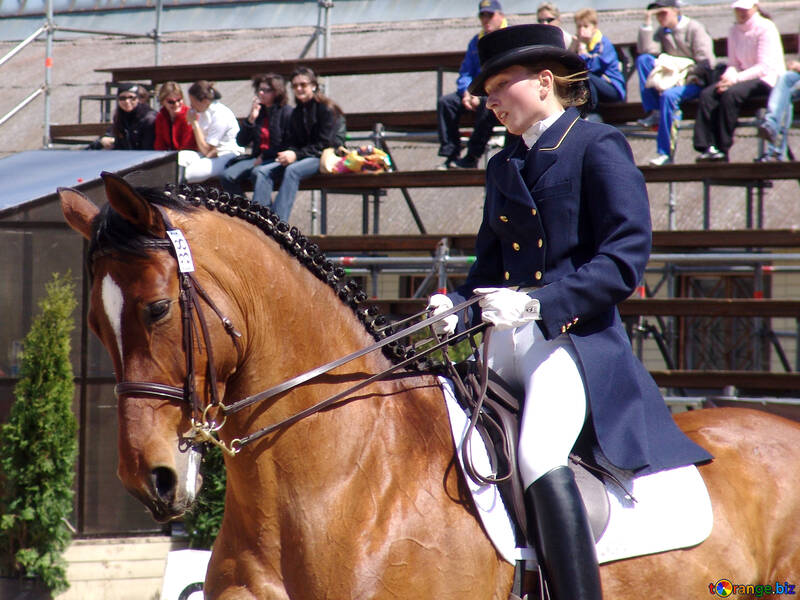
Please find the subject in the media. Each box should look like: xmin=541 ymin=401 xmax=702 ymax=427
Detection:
xmin=436 ymin=0 xmax=507 ymax=169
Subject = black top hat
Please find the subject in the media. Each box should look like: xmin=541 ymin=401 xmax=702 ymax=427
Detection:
xmin=468 ymin=24 xmax=586 ymax=96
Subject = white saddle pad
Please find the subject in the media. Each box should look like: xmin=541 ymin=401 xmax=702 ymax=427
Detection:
xmin=438 ymin=376 xmax=714 ymax=566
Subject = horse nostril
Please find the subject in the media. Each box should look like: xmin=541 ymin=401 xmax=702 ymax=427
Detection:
xmin=151 ymin=467 xmax=177 ymax=503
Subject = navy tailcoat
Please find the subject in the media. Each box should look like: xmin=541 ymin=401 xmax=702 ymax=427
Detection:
xmin=451 ymin=107 xmax=713 ymax=474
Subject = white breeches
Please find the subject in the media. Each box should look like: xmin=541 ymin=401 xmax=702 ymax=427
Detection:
xmin=178 ymin=150 xmax=236 ymax=183
xmin=485 ymin=322 xmax=588 ymax=488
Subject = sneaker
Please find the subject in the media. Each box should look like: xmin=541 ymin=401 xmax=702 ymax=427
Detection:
xmin=637 ymin=110 xmax=660 ymax=129
xmin=695 ymin=146 xmax=727 ymax=163
xmin=648 ymin=154 xmax=672 ymax=166
xmin=436 ymin=158 xmax=457 ymax=170
xmin=451 ymin=155 xmax=479 ymax=169
xmin=754 ymin=152 xmax=783 ymax=163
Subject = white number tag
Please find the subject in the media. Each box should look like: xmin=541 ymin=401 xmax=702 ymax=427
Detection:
xmin=166 ymin=229 xmax=195 ymax=273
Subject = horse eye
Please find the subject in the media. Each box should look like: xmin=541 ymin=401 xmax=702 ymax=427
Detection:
xmin=147 ymin=299 xmax=171 ymax=322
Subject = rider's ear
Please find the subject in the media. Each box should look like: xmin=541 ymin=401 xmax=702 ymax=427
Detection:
xmin=101 ymin=171 xmax=166 ymax=237
xmin=58 ymin=187 xmax=99 ymax=240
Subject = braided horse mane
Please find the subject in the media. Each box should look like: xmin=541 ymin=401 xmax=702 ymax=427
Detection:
xmin=88 ymin=182 xmax=434 ymax=370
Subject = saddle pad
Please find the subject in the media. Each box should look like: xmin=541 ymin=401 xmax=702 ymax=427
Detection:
xmin=438 ymin=376 xmax=714 ymax=566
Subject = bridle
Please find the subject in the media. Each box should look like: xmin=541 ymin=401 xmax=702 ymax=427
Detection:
xmin=105 ymin=211 xmax=244 ymax=451
xmin=105 ymin=210 xmax=486 ymax=457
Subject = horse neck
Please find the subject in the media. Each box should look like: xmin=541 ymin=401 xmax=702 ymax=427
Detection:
xmin=175 ymin=212 xmax=451 ymax=508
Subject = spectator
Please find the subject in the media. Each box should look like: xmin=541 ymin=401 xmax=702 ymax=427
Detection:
xmin=219 ymin=73 xmax=293 ymax=196
xmin=570 ymin=8 xmax=626 ymax=106
xmin=693 ymin=0 xmax=784 ymax=162
xmin=636 ymin=0 xmax=715 ymax=165
xmin=536 ymin=2 xmax=574 ymax=49
xmin=250 ymin=66 xmax=345 ymax=222
xmin=756 ymin=53 xmax=800 ymax=162
xmin=178 ymin=80 xmax=244 ymax=183
xmin=153 ymin=81 xmax=197 ymax=152
xmin=436 ymin=0 xmax=508 ymax=170
xmin=136 ymin=85 xmax=152 ymax=107
xmin=91 ymin=83 xmax=156 ymax=150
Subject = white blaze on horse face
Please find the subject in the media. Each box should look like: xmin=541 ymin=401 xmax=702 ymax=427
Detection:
xmin=101 ymin=274 xmax=125 ymax=367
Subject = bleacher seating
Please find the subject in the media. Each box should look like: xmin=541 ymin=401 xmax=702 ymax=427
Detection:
xmin=56 ymin=25 xmax=800 ymax=399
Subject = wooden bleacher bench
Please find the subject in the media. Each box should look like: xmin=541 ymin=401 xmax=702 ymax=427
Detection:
xmin=307 ymin=229 xmax=800 ymax=255
xmin=296 ymin=161 xmax=800 ymax=194
xmin=96 ymin=51 xmax=466 ymax=85
xmin=49 ymin=110 xmax=474 ymax=144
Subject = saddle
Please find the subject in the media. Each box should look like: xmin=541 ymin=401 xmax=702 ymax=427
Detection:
xmin=447 ymin=358 xmax=635 ymax=552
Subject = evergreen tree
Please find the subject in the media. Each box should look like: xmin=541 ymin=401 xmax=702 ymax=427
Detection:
xmin=0 ymin=273 xmax=78 ymax=594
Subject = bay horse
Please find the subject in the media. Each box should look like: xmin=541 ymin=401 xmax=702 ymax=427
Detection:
xmin=59 ymin=174 xmax=800 ymax=600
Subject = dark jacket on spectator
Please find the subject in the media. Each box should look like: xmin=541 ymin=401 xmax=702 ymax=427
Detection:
xmin=236 ymin=103 xmax=293 ymax=162
xmin=154 ymin=104 xmax=196 ymax=151
xmin=284 ymin=99 xmax=346 ymax=160
xmin=111 ymin=103 xmax=157 ymax=150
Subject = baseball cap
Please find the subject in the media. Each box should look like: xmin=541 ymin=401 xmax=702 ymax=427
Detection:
xmin=646 ymin=0 xmax=682 ymax=9
xmin=731 ymin=0 xmax=757 ymax=8
xmin=647 ymin=0 xmax=683 ymax=10
xmin=479 ymin=0 xmax=503 ymax=14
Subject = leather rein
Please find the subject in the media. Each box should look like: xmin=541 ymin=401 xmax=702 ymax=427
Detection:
xmin=107 ymin=213 xmax=486 ymax=457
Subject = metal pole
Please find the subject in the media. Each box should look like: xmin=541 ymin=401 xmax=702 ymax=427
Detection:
xmin=154 ymin=0 xmax=163 ymax=66
xmin=43 ymin=0 xmax=54 ymax=148
xmin=323 ymin=0 xmax=332 ymax=58
xmin=667 ymin=181 xmax=676 ymax=230
xmin=0 ymin=87 xmax=44 ymax=128
xmin=0 ymin=25 xmax=46 ymax=69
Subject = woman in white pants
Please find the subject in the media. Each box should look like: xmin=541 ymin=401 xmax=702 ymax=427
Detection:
xmin=179 ymin=80 xmax=243 ymax=183
xmin=428 ymin=24 xmax=712 ymax=600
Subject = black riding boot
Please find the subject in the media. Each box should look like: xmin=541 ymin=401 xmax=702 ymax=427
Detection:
xmin=525 ymin=466 xmax=603 ymax=600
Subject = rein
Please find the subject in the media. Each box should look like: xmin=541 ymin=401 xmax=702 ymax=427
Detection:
xmin=107 ymin=214 xmax=486 ymax=456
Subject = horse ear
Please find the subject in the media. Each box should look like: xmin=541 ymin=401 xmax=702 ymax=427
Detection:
xmin=100 ymin=171 xmax=166 ymax=237
xmin=58 ymin=187 xmax=99 ymax=240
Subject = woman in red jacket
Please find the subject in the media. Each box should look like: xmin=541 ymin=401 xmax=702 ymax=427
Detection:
xmin=153 ymin=81 xmax=197 ymax=151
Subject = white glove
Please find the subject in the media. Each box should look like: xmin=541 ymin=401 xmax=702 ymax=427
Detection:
xmin=474 ymin=287 xmax=541 ymax=331
xmin=426 ymin=293 xmax=458 ymax=335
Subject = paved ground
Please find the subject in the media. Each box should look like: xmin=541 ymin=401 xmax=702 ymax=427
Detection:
xmin=1 ymin=1 xmax=799 ymax=234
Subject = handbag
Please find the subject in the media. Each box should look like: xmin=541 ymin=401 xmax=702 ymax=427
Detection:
xmin=645 ymin=53 xmax=696 ymax=92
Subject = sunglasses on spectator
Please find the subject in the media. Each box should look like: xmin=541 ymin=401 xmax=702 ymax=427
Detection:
xmin=118 ymin=95 xmax=137 ymax=101
xmin=537 ymin=16 xmax=556 ymax=23
xmin=257 ymin=87 xmax=274 ymax=93
xmin=165 ymin=98 xmax=183 ymax=105
xmin=292 ymin=81 xmax=312 ymax=89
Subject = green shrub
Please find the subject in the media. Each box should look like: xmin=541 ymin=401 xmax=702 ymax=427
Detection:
xmin=0 ymin=273 xmax=78 ymax=594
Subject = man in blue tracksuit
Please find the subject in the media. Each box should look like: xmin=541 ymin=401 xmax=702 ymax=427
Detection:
xmin=436 ymin=0 xmax=507 ymax=169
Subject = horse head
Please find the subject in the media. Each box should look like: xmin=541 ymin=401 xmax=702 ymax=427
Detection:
xmin=59 ymin=174 xmax=243 ymax=522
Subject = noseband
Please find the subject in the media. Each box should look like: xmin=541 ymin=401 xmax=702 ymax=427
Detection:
xmin=105 ymin=207 xmax=485 ymax=456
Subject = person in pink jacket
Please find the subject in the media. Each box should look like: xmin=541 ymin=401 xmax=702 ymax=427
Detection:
xmin=693 ymin=0 xmax=785 ymax=162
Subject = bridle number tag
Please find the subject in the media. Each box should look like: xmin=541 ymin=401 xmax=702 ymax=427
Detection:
xmin=166 ymin=229 xmax=195 ymax=273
